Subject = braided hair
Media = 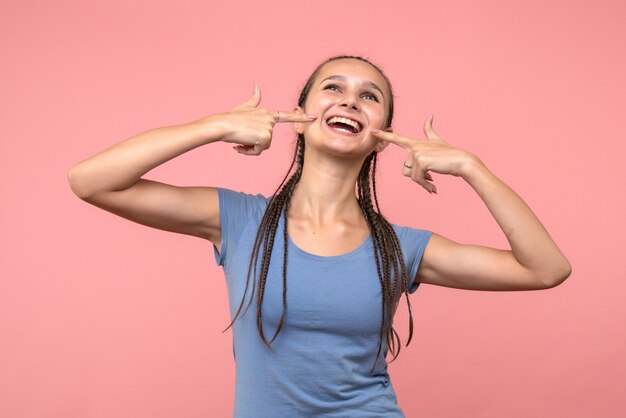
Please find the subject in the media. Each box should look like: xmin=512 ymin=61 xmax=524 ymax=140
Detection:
xmin=223 ymin=56 xmax=414 ymax=373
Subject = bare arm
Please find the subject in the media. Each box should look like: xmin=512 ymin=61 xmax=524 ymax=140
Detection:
xmin=68 ymin=119 xmax=225 ymax=244
xmin=418 ymin=161 xmax=572 ymax=290
xmin=67 ymin=86 xmax=317 ymax=248
xmin=372 ymin=117 xmax=571 ymax=290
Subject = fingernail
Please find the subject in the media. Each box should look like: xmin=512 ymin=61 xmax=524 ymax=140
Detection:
xmin=255 ymin=141 xmax=260 ymax=145
xmin=306 ymin=114 xmax=317 ymax=119
xmin=371 ymin=128 xmax=381 ymax=133
xmin=253 ymin=84 xmax=259 ymax=93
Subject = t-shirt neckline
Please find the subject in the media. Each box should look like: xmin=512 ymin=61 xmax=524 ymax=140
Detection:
xmin=286 ymin=232 xmax=372 ymax=261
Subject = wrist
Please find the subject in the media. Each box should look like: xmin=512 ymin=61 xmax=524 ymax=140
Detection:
xmin=460 ymin=153 xmax=488 ymax=183
xmin=191 ymin=113 xmax=229 ymax=145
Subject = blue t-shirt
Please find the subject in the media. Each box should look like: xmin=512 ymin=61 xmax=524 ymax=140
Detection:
xmin=213 ymin=187 xmax=432 ymax=418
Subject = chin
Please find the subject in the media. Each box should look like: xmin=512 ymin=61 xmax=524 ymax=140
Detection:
xmin=313 ymin=138 xmax=375 ymax=160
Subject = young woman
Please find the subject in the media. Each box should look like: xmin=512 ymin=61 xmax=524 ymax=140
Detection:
xmin=68 ymin=55 xmax=571 ymax=417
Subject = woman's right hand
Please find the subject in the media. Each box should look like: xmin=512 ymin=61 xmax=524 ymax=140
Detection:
xmin=67 ymin=85 xmax=318 ymax=246
xmin=208 ymin=85 xmax=317 ymax=156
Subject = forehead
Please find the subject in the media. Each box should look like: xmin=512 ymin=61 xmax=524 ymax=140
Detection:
xmin=313 ymin=59 xmax=390 ymax=95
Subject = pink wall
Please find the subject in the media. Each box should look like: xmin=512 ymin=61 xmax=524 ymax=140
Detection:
xmin=1 ymin=0 xmax=624 ymax=417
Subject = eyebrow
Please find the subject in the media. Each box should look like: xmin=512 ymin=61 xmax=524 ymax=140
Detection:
xmin=320 ymin=75 xmax=385 ymax=98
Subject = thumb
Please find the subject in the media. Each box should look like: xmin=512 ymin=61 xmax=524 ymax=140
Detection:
xmin=232 ymin=84 xmax=262 ymax=111
xmin=423 ymin=114 xmax=446 ymax=144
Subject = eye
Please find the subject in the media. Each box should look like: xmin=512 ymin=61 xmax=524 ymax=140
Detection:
xmin=362 ymin=92 xmax=379 ymax=102
xmin=323 ymin=83 xmax=341 ymax=92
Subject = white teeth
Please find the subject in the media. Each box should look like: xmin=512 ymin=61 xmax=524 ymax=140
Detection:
xmin=327 ymin=116 xmax=362 ymax=133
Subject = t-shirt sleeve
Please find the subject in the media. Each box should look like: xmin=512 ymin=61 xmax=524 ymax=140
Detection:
xmin=213 ymin=187 xmax=268 ymax=269
xmin=396 ymin=225 xmax=433 ymax=294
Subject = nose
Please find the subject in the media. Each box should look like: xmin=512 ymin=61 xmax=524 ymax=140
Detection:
xmin=339 ymin=94 xmax=360 ymax=111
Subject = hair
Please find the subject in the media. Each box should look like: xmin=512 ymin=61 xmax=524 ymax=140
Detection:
xmin=223 ymin=55 xmax=414 ymax=373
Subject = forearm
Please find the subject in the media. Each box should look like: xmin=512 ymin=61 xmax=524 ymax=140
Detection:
xmin=462 ymin=158 xmax=571 ymax=285
xmin=68 ymin=115 xmax=223 ymax=198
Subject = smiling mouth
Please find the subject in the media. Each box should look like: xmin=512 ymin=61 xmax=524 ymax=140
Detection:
xmin=326 ymin=116 xmax=363 ymax=134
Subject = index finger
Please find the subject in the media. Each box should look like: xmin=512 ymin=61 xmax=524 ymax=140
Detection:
xmin=275 ymin=111 xmax=317 ymax=123
xmin=370 ymin=129 xmax=415 ymax=151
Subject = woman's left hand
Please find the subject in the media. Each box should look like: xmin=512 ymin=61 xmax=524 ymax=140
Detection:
xmin=371 ymin=116 xmax=480 ymax=194
xmin=373 ymin=116 xmax=571 ymax=290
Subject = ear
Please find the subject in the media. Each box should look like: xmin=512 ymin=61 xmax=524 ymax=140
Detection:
xmin=375 ymin=126 xmax=393 ymax=153
xmin=293 ymin=106 xmax=306 ymax=134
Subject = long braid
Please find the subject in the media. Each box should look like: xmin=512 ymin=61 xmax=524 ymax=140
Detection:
xmin=265 ymin=149 xmax=305 ymax=344
xmin=357 ymin=153 xmax=386 ymax=370
xmin=358 ymin=151 xmax=412 ymax=372
xmin=224 ymin=138 xmax=304 ymax=346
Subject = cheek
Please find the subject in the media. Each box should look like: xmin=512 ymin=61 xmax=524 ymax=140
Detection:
xmin=366 ymin=107 xmax=387 ymax=129
xmin=305 ymin=94 xmax=334 ymax=113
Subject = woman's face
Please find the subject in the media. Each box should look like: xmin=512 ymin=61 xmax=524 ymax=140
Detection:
xmin=298 ymin=59 xmax=391 ymax=159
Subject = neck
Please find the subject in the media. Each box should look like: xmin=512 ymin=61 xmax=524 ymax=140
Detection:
xmin=289 ymin=149 xmax=370 ymax=225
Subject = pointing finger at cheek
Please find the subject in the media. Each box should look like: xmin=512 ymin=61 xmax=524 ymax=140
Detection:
xmin=276 ymin=111 xmax=317 ymax=123
xmin=371 ymin=129 xmax=411 ymax=151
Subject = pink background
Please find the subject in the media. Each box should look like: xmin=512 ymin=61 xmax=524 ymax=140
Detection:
xmin=1 ymin=0 xmax=625 ymax=417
